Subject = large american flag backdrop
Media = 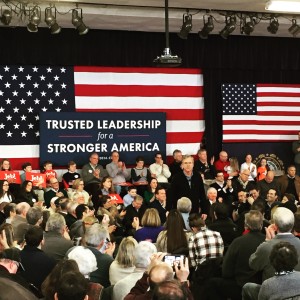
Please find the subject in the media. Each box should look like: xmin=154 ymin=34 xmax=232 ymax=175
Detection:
xmin=0 ymin=66 xmax=204 ymax=169
xmin=221 ymin=83 xmax=300 ymax=143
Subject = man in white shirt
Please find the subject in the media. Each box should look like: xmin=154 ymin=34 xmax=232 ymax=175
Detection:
xmin=149 ymin=152 xmax=171 ymax=189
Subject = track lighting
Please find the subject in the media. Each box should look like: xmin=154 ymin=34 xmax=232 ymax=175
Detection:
xmin=220 ymin=16 xmax=236 ymax=39
xmin=288 ymin=19 xmax=300 ymax=37
xmin=45 ymin=7 xmax=61 ymax=34
xmin=0 ymin=8 xmax=12 ymax=25
xmin=72 ymin=9 xmax=89 ymax=35
xmin=198 ymin=15 xmax=214 ymax=39
xmin=27 ymin=7 xmax=41 ymax=33
xmin=267 ymin=17 xmax=279 ymax=34
xmin=242 ymin=18 xmax=255 ymax=35
xmin=178 ymin=12 xmax=192 ymax=39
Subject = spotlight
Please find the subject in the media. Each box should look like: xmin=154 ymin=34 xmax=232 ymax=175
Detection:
xmin=45 ymin=7 xmax=61 ymax=34
xmin=242 ymin=19 xmax=255 ymax=35
xmin=0 ymin=8 xmax=12 ymax=25
xmin=288 ymin=19 xmax=300 ymax=37
xmin=27 ymin=7 xmax=41 ymax=33
xmin=267 ymin=17 xmax=279 ymax=34
xmin=198 ymin=16 xmax=214 ymax=39
xmin=72 ymin=9 xmax=89 ymax=35
xmin=178 ymin=12 xmax=192 ymax=39
xmin=220 ymin=16 xmax=236 ymax=39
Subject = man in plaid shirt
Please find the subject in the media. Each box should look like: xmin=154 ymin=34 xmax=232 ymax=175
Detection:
xmin=188 ymin=213 xmax=224 ymax=267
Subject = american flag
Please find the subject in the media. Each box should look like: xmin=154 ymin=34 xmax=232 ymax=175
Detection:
xmin=222 ymin=83 xmax=300 ymax=143
xmin=1 ymin=66 xmax=204 ymax=169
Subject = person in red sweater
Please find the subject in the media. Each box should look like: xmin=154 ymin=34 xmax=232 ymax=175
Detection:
xmin=214 ymin=151 xmax=230 ymax=180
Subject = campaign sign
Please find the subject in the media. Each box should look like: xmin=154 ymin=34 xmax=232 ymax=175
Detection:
xmin=108 ymin=193 xmax=123 ymax=204
xmin=40 ymin=112 xmax=166 ymax=167
xmin=0 ymin=171 xmax=21 ymax=184
xmin=26 ymin=173 xmax=46 ymax=188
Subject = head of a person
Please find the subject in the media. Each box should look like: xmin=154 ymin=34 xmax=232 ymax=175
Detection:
xmin=188 ymin=213 xmax=205 ymax=232
xmin=266 ymin=189 xmax=278 ymax=204
xmin=133 ymin=241 xmax=157 ymax=269
xmin=101 ymin=176 xmax=113 ymax=191
xmin=214 ymin=203 xmax=228 ymax=220
xmin=54 ymin=271 xmax=89 ymax=300
xmin=251 ymin=201 xmax=265 ymax=215
xmin=265 ymin=171 xmax=275 ymax=183
xmin=0 ymin=248 xmax=22 ymax=274
xmin=173 ymin=150 xmax=183 ymax=163
xmin=1 ymin=159 xmax=11 ymax=171
xmin=22 ymin=162 xmax=32 ymax=173
xmin=219 ymin=151 xmax=228 ymax=162
xmin=50 ymin=177 xmax=60 ymax=189
xmin=215 ymin=171 xmax=225 ymax=182
xmin=45 ymin=213 xmax=66 ymax=234
xmin=270 ymin=242 xmax=298 ymax=273
xmin=25 ymin=226 xmax=43 ymax=247
xmin=149 ymin=263 xmax=174 ymax=291
xmin=244 ymin=210 xmax=263 ymax=231
xmin=83 ymin=223 xmax=108 ymax=249
xmin=229 ymin=157 xmax=239 ymax=169
xmin=75 ymin=204 xmax=90 ymax=220
xmin=67 ymin=246 xmax=97 ymax=278
xmin=273 ymin=207 xmax=295 ymax=233
xmin=177 ymin=197 xmax=192 ymax=213
xmin=287 ymin=165 xmax=297 ymax=178
xmin=282 ymin=193 xmax=296 ymax=204
xmin=3 ymin=203 xmax=16 ymax=219
xmin=16 ymin=202 xmax=30 ymax=217
xmin=238 ymin=191 xmax=247 ymax=203
xmin=181 ymin=155 xmax=194 ymax=173
xmin=111 ymin=151 xmax=120 ymax=163
xmin=245 ymin=154 xmax=252 ymax=163
xmin=26 ymin=207 xmax=43 ymax=225
xmin=135 ymin=156 xmax=145 ymax=168
xmin=0 ymin=223 xmax=15 ymax=248
xmin=43 ymin=161 xmax=53 ymax=171
xmin=197 ymin=149 xmax=207 ymax=162
xmin=249 ymin=188 xmax=260 ymax=201
xmin=128 ymin=186 xmax=137 ymax=198
xmin=152 ymin=279 xmax=187 ymax=300
xmin=165 ymin=209 xmax=186 ymax=235
xmin=58 ymin=197 xmax=69 ymax=212
xmin=141 ymin=208 xmax=161 ymax=227
xmin=0 ymin=180 xmax=9 ymax=195
xmin=155 ymin=187 xmax=166 ymax=203
xmin=207 ymin=187 xmax=217 ymax=202
xmin=72 ymin=193 xmax=85 ymax=205
xmin=239 ymin=169 xmax=250 ymax=182
xmin=149 ymin=178 xmax=158 ymax=191
xmin=89 ymin=152 xmax=99 ymax=165
xmin=115 ymin=236 xmax=138 ymax=267
xmin=260 ymin=158 xmax=267 ymax=167
xmin=132 ymin=195 xmax=143 ymax=209
xmin=155 ymin=152 xmax=163 ymax=164
xmin=42 ymin=259 xmax=80 ymax=300
xmin=72 ymin=179 xmax=84 ymax=191
xmin=21 ymin=180 xmax=33 ymax=193
xmin=68 ymin=161 xmax=77 ymax=172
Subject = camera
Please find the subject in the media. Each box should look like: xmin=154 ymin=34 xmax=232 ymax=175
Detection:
xmin=163 ymin=254 xmax=185 ymax=267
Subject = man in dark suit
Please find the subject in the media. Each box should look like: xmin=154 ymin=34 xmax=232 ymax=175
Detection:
xmin=149 ymin=187 xmax=168 ymax=225
xmin=170 ymin=155 xmax=206 ymax=214
xmin=210 ymin=171 xmax=234 ymax=205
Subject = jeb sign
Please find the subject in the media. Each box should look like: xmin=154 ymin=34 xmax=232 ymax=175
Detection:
xmin=40 ymin=112 xmax=166 ymax=166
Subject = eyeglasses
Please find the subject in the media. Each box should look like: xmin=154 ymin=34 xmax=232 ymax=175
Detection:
xmin=13 ymin=261 xmax=20 ymax=268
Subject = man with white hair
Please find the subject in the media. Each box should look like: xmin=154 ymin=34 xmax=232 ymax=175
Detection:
xmin=113 ymin=241 xmax=157 ymax=300
xmin=243 ymin=207 xmax=300 ymax=300
xmin=177 ymin=197 xmax=192 ymax=231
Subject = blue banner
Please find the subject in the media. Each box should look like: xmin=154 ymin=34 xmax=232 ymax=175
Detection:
xmin=40 ymin=112 xmax=166 ymax=166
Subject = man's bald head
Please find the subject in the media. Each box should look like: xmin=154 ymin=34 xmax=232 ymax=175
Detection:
xmin=149 ymin=262 xmax=174 ymax=290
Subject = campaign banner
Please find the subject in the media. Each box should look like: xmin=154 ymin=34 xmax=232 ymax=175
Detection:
xmin=25 ymin=172 xmax=46 ymax=188
xmin=0 ymin=171 xmax=21 ymax=184
xmin=40 ymin=112 xmax=166 ymax=167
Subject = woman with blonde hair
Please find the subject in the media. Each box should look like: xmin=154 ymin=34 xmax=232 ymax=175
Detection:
xmin=133 ymin=208 xmax=164 ymax=242
xmin=69 ymin=178 xmax=90 ymax=205
xmin=109 ymin=237 xmax=138 ymax=284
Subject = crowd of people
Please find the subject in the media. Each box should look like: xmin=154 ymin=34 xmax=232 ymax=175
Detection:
xmin=0 ymin=141 xmax=300 ymax=300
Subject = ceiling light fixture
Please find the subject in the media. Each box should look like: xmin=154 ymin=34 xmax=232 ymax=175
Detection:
xmin=27 ymin=7 xmax=41 ymax=33
xmin=265 ymin=1 xmax=300 ymax=13
xmin=0 ymin=8 xmax=12 ymax=25
xmin=288 ymin=19 xmax=300 ymax=36
xmin=72 ymin=9 xmax=89 ymax=35
xmin=198 ymin=15 xmax=214 ymax=39
xmin=242 ymin=18 xmax=255 ymax=35
xmin=45 ymin=7 xmax=61 ymax=34
xmin=267 ymin=17 xmax=279 ymax=34
xmin=220 ymin=16 xmax=237 ymax=39
xmin=178 ymin=11 xmax=192 ymax=39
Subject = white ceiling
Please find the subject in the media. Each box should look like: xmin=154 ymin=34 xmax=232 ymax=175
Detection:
xmin=3 ymin=0 xmax=300 ymax=37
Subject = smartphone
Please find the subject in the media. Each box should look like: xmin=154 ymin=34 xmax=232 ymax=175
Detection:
xmin=163 ymin=254 xmax=185 ymax=267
